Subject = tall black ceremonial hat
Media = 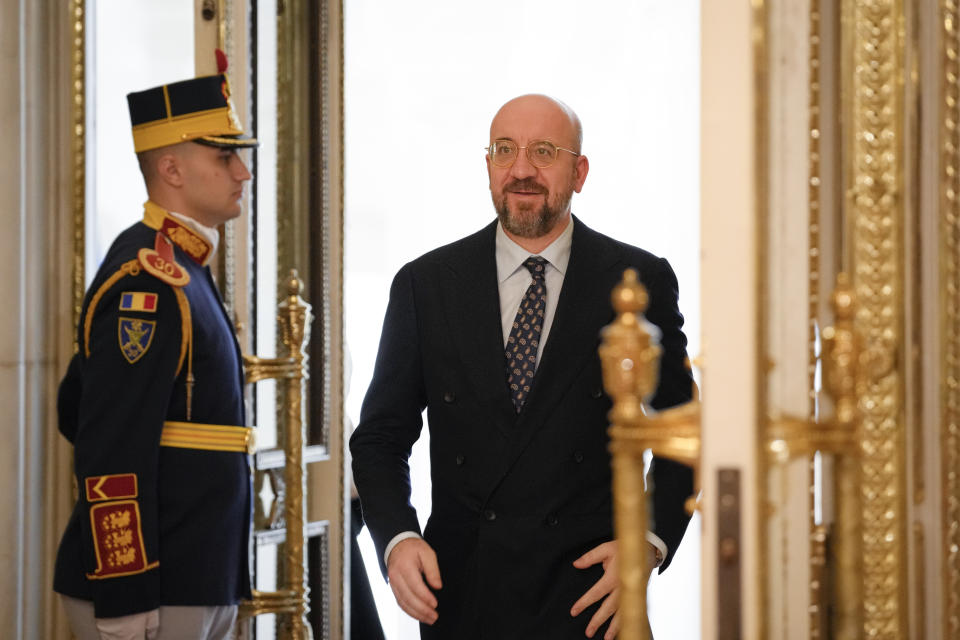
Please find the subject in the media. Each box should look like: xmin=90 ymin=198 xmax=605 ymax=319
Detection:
xmin=127 ymin=73 xmax=258 ymax=152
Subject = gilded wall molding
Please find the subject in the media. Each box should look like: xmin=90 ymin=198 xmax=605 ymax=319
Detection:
xmin=808 ymin=3 xmax=823 ymax=637
xmin=318 ymin=1 xmax=346 ymax=634
xmin=847 ymin=1 xmax=907 ymax=637
xmin=940 ymin=0 xmax=960 ymax=635
xmin=276 ymin=0 xmax=292 ymax=298
xmin=906 ymin=0 xmax=924 ymax=512
xmin=754 ymin=0 xmax=771 ymax=636
xmin=70 ymin=0 xmax=85 ymax=335
xmin=276 ymin=0 xmax=311 ymax=337
xmin=219 ymin=0 xmax=237 ymax=320
xmin=913 ymin=522 xmax=926 ymax=640
xmin=809 ymin=524 xmax=827 ymax=638
xmin=808 ymin=0 xmax=822 ymax=421
xmin=273 ymin=1 xmax=347 ymax=635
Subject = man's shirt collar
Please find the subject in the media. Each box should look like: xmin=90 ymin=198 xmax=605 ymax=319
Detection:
xmin=495 ymin=215 xmax=574 ymax=283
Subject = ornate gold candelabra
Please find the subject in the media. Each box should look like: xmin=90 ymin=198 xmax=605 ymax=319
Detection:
xmin=765 ymin=273 xmax=862 ymax=640
xmin=240 ymin=270 xmax=314 ymax=639
xmin=600 ymin=270 xmax=861 ymax=640
xmin=599 ymin=269 xmax=702 ymax=640
xmin=821 ymin=275 xmax=863 ymax=640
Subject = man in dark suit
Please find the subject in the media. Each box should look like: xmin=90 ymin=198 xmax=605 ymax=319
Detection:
xmin=350 ymin=94 xmax=694 ymax=640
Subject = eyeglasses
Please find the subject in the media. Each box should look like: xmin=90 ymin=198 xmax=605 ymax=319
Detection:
xmin=486 ymin=139 xmax=580 ymax=168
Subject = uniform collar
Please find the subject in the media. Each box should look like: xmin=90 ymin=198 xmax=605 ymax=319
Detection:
xmin=142 ymin=200 xmax=219 ymax=266
xmin=495 ymin=215 xmax=574 ymax=283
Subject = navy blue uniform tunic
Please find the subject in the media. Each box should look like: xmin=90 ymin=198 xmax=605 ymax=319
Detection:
xmin=53 ymin=210 xmax=251 ymax=618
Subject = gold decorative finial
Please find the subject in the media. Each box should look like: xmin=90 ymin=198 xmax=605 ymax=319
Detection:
xmin=831 ymin=272 xmax=853 ymax=319
xmin=610 ymin=268 xmax=648 ymax=316
xmin=285 ymin=269 xmax=303 ymax=297
xmin=768 ymin=271 xmax=861 ymax=457
xmin=822 ymin=273 xmax=859 ymax=430
xmin=600 ymin=269 xmax=660 ymax=406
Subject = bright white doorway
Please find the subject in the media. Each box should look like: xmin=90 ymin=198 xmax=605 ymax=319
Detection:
xmin=344 ymin=2 xmax=701 ymax=638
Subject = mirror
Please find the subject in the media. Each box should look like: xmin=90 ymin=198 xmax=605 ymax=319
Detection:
xmin=758 ymin=0 xmax=940 ymax=637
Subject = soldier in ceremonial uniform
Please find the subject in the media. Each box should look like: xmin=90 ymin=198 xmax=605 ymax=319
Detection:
xmin=53 ymin=70 xmax=257 ymax=640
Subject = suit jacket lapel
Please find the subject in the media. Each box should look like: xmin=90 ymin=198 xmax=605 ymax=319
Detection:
xmin=496 ymin=218 xmax=621 ymax=477
xmin=439 ymin=217 xmax=625 ymax=495
xmin=440 ymin=222 xmax=518 ymax=431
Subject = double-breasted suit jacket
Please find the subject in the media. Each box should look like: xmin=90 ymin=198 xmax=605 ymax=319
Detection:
xmin=350 ymin=216 xmax=694 ymax=639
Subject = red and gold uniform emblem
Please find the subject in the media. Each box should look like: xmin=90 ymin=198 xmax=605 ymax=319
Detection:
xmin=138 ymin=232 xmax=190 ymax=287
xmin=84 ymin=473 xmax=157 ymax=580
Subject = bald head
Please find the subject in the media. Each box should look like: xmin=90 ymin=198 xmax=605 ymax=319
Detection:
xmin=490 ymin=94 xmax=583 ymax=153
xmin=486 ymin=94 xmax=589 ymax=252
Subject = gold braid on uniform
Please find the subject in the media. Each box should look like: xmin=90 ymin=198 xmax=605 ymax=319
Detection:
xmin=84 ymin=260 xmax=142 ymax=357
xmin=172 ymin=288 xmax=195 ymax=420
xmin=83 ymin=260 xmax=192 ymax=414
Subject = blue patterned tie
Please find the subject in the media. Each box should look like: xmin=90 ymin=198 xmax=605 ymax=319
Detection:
xmin=505 ymin=256 xmax=547 ymax=412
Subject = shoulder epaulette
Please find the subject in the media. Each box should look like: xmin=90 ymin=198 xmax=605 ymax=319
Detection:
xmin=82 ymin=251 xmax=193 ymax=384
xmin=84 ymin=260 xmax=142 ymax=358
xmin=138 ymin=232 xmax=190 ymax=287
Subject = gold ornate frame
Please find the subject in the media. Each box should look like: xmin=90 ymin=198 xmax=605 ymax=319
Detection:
xmin=941 ymin=0 xmax=960 ymax=636
xmin=754 ymin=0 xmax=771 ymax=635
xmin=214 ymin=0 xmax=238 ymax=319
xmin=845 ymin=2 xmax=908 ymax=637
xmin=70 ymin=0 xmax=85 ymax=331
xmin=760 ymin=1 xmax=912 ymax=637
xmin=807 ymin=3 xmax=826 ymax=637
xmin=273 ymin=0 xmax=347 ymax=636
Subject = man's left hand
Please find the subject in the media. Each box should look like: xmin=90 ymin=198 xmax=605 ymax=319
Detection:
xmin=570 ymin=540 xmax=621 ymax=639
xmin=571 ymin=540 xmax=659 ymax=639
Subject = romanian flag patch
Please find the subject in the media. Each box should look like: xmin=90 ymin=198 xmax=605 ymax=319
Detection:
xmin=118 ymin=317 xmax=156 ymax=364
xmin=119 ymin=291 xmax=158 ymax=312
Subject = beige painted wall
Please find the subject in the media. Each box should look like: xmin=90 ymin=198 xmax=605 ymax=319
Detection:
xmin=700 ymin=0 xmax=761 ymax=637
xmin=0 ymin=2 xmax=77 ymax=638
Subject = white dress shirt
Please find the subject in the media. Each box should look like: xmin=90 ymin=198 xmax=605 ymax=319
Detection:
xmin=495 ymin=216 xmax=573 ymax=363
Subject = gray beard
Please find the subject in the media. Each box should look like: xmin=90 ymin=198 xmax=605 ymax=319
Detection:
xmin=494 ymin=192 xmax=570 ymax=239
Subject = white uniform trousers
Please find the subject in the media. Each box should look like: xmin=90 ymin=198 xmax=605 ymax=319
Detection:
xmin=60 ymin=595 xmax=237 ymax=640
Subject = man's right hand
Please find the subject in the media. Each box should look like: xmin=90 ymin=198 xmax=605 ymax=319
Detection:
xmin=387 ymin=537 xmax=442 ymax=625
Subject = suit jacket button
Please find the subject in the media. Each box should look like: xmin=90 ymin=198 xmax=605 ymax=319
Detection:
xmin=591 ymin=387 xmax=604 ymax=399
xmin=483 ymin=509 xmax=496 ymax=521
xmin=455 ymin=454 xmax=465 ymax=466
xmin=443 ymin=391 xmax=456 ymax=403
xmin=573 ymin=451 xmax=584 ymax=463
xmin=546 ymin=513 xmax=559 ymax=526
